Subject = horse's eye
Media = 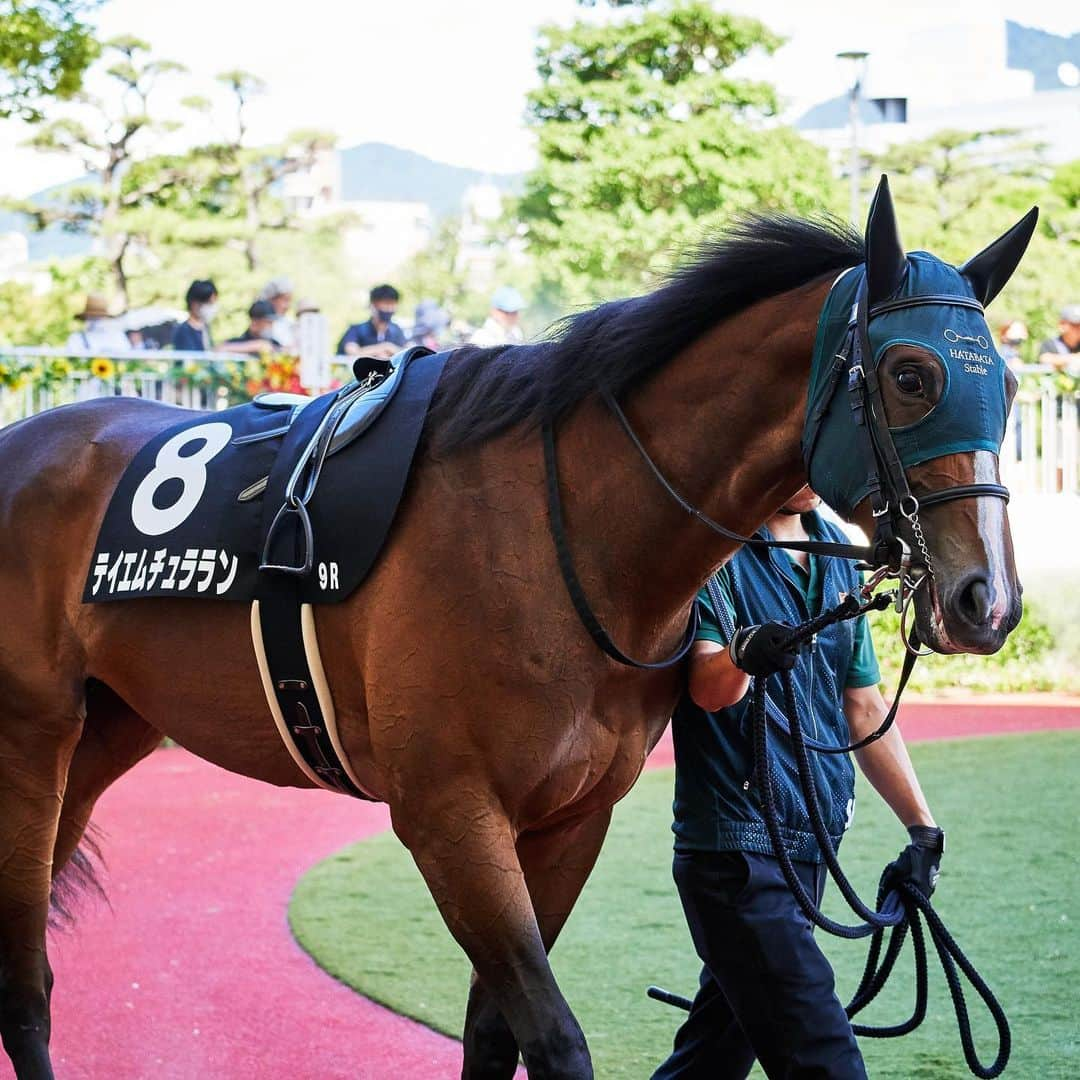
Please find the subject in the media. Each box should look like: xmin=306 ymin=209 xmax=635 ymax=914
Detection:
xmin=897 ymin=369 xmax=924 ymax=395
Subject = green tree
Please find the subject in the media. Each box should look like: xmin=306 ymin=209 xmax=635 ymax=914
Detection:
xmin=0 ymin=0 xmax=99 ymax=121
xmin=7 ymin=44 xmax=344 ymax=328
xmin=189 ymin=71 xmax=336 ymax=273
xmin=874 ymin=128 xmax=1046 ymax=236
xmin=1047 ymin=158 xmax=1080 ymax=246
xmin=5 ymin=35 xmax=188 ymax=306
xmin=0 ymin=256 xmax=108 ymax=346
xmin=874 ymin=130 xmax=1079 ymax=348
xmin=519 ymin=0 xmax=839 ymax=305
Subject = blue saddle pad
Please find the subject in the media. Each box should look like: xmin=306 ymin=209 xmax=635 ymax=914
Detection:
xmin=84 ymin=349 xmax=451 ymax=605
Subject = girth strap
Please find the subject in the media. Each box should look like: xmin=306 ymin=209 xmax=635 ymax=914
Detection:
xmin=252 ymin=585 xmax=376 ymax=799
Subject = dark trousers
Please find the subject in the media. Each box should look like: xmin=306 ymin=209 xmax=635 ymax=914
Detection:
xmin=652 ymin=850 xmax=866 ymax=1080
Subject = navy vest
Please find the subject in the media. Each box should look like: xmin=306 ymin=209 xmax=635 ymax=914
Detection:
xmin=671 ymin=516 xmax=860 ymax=863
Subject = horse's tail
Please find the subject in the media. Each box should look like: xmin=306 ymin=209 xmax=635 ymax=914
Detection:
xmin=49 ymin=821 xmax=108 ymax=928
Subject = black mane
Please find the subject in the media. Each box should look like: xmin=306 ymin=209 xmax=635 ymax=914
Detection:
xmin=430 ymin=214 xmax=864 ymax=452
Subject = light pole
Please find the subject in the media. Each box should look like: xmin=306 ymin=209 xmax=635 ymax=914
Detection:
xmin=837 ymin=49 xmax=869 ymax=226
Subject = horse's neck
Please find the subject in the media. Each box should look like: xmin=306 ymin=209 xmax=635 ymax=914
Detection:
xmin=555 ymin=280 xmax=829 ymax=646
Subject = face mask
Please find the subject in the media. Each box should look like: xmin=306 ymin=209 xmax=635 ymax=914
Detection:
xmin=373 ymin=308 xmax=394 ymax=323
xmin=200 ymin=302 xmax=218 ymax=323
xmin=804 ymin=255 xmax=1008 ymax=518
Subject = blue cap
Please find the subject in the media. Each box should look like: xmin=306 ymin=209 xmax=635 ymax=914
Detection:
xmin=491 ymin=285 xmax=525 ymax=313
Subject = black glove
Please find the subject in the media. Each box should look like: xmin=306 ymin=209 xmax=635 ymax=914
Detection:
xmin=728 ymin=622 xmax=799 ymax=678
xmin=883 ymin=825 xmax=945 ymax=900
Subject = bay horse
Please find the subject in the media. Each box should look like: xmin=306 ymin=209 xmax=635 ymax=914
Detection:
xmin=0 ymin=181 xmax=1034 ymax=1079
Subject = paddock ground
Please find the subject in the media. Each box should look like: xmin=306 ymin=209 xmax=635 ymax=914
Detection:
xmin=28 ymin=700 xmax=1079 ymax=1080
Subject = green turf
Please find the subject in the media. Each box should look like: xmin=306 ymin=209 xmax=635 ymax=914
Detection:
xmin=289 ymin=732 xmax=1079 ymax=1078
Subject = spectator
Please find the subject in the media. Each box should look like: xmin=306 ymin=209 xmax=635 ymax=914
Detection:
xmin=337 ymin=284 xmax=406 ymax=360
xmin=1038 ymin=305 xmax=1080 ymax=369
xmin=66 ymin=294 xmax=130 ymax=353
xmin=997 ymin=320 xmax=1028 ymax=369
xmin=260 ymin=276 xmax=296 ymax=349
xmin=408 ymin=298 xmax=450 ymax=350
xmin=172 ymin=280 xmax=218 ymax=352
xmin=469 ymin=286 xmax=526 ymax=347
xmin=222 ymin=300 xmax=283 ymax=354
xmin=998 ymin=320 xmax=1029 ymax=459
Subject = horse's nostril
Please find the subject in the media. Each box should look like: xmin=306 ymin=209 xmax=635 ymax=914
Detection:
xmin=957 ymin=576 xmax=992 ymax=626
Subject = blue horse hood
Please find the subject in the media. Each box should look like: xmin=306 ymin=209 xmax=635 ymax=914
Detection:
xmin=803 ymin=252 xmax=1008 ymax=519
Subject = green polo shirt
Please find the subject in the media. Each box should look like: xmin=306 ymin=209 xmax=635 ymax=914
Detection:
xmin=700 ymin=553 xmax=880 ymax=690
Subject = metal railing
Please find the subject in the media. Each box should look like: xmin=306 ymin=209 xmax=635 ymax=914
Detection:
xmin=1 ymin=348 xmax=1077 ymax=495
xmin=1002 ymin=379 xmax=1080 ymax=495
xmin=0 ymin=346 xmax=354 ymax=427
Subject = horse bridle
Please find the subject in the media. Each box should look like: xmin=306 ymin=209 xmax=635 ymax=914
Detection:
xmin=543 ymin=274 xmax=1011 ymax=671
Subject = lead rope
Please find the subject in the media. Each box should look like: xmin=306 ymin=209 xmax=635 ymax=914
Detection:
xmin=751 ymin=606 xmax=1011 ymax=1077
xmin=651 ymin=590 xmax=1010 ymax=1078
xmin=754 ymin=666 xmax=1010 ymax=1076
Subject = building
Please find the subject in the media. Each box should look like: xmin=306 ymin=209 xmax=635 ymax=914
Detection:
xmin=796 ymin=14 xmax=1080 ymax=163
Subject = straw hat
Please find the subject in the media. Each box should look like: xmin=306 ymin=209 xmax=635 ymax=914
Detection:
xmin=75 ymin=293 xmax=113 ymax=320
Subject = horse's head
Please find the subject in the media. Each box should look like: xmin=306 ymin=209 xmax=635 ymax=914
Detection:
xmin=804 ymin=176 xmax=1038 ymax=655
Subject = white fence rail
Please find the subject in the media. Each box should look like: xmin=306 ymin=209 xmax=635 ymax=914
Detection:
xmin=1 ymin=349 xmax=1077 ymax=496
xmin=0 ymin=346 xmax=353 ymax=427
xmin=1000 ymin=369 xmax=1079 ymax=495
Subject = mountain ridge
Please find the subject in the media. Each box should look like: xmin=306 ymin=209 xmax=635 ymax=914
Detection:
xmin=1 ymin=142 xmax=524 ymax=264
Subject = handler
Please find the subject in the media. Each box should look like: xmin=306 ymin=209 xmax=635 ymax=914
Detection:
xmin=653 ymin=485 xmax=945 ymax=1080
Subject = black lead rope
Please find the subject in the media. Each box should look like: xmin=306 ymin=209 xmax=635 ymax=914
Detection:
xmin=706 ymin=578 xmax=915 ymax=756
xmin=651 ymin=595 xmax=1011 ymax=1078
xmin=752 ymin=665 xmax=1011 ymax=1076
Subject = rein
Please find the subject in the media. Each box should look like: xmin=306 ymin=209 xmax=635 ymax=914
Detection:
xmin=542 ymin=276 xmax=1011 ymax=674
xmin=545 ymin=271 xmax=1017 ymax=1077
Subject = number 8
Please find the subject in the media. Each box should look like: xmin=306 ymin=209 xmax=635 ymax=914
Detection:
xmin=130 ymin=422 xmax=233 ymax=536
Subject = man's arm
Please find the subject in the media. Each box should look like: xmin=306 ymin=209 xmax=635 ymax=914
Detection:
xmin=338 ymin=325 xmax=362 ymax=356
xmin=845 ymin=683 xmax=935 ymax=828
xmin=219 ymin=338 xmax=277 ymax=355
xmin=687 ymin=640 xmax=750 ymax=713
xmin=1038 ymin=338 xmax=1071 ymax=369
xmin=363 ymin=340 xmax=400 ymax=359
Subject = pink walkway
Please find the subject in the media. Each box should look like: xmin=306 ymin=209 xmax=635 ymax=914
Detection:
xmin=12 ymin=699 xmax=1076 ymax=1080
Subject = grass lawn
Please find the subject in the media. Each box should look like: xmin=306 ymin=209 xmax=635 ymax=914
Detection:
xmin=290 ymin=732 xmax=1079 ymax=1078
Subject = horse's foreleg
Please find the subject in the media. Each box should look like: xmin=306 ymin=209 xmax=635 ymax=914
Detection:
xmin=0 ymin=705 xmax=82 ymax=1080
xmin=462 ymin=809 xmax=615 ymax=1080
xmin=394 ymin=795 xmax=592 ymax=1080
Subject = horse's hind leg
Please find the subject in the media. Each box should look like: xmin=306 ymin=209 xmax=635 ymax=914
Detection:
xmin=0 ymin=692 xmax=83 ymax=1080
xmin=462 ymin=810 xmax=614 ymax=1080
xmin=51 ymin=682 xmax=162 ymax=902
xmin=394 ymin=794 xmax=593 ymax=1080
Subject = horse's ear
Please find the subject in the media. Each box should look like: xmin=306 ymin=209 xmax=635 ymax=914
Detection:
xmin=864 ymin=174 xmax=906 ymax=304
xmin=959 ymin=207 xmax=1039 ymax=307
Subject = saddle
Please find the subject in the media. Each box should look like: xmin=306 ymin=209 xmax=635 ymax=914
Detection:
xmin=236 ymin=354 xmax=409 ymax=505
xmin=85 ymin=345 xmax=453 ymax=800
xmin=85 ymin=345 xmax=447 ymax=605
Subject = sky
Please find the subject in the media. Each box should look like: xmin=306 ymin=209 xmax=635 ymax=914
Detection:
xmin=0 ymin=0 xmax=1077 ymax=198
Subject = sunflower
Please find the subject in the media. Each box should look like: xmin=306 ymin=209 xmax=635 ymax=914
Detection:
xmin=90 ymin=357 xmax=116 ymax=379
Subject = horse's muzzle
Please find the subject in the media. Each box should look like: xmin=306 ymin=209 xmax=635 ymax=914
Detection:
xmin=935 ymin=572 xmax=1021 ymax=655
